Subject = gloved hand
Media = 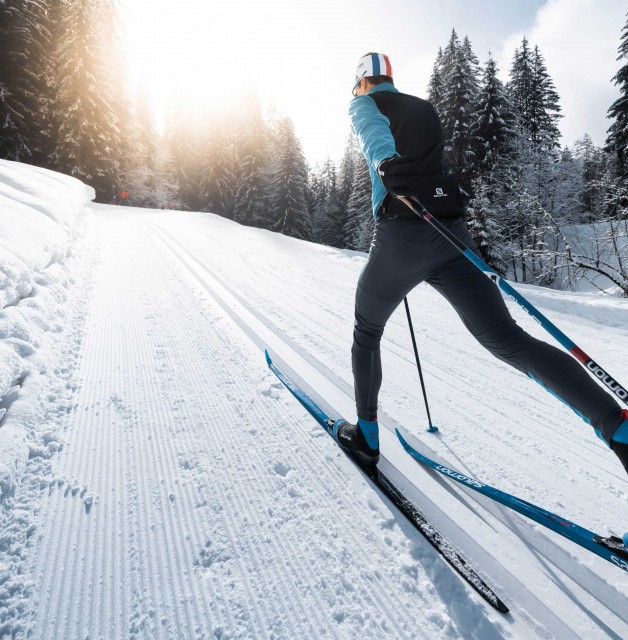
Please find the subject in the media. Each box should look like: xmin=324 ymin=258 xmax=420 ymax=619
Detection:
xmin=377 ymin=155 xmax=423 ymax=196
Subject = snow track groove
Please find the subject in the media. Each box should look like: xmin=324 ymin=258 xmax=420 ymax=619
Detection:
xmin=128 ymin=215 xmax=549 ymax=631
xmin=26 ymin=207 xmax=507 ymax=639
xmin=128 ymin=218 xmax=452 ymax=637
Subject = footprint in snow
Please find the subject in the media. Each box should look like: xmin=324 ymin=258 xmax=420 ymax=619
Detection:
xmin=272 ymin=461 xmax=291 ymax=477
xmin=261 ymin=382 xmax=283 ymax=399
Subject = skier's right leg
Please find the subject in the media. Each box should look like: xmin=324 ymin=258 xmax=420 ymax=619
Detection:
xmin=345 ymin=217 xmax=439 ymax=463
xmin=351 ymin=218 xmax=433 ymax=424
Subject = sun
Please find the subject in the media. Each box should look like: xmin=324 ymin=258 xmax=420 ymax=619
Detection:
xmin=125 ymin=1 xmax=261 ymax=112
xmin=121 ymin=0 xmax=360 ymax=164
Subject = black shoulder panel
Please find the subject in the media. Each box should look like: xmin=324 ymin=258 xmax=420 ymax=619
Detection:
xmin=369 ymin=91 xmax=444 ymax=176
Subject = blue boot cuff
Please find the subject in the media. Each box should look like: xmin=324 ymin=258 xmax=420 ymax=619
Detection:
xmin=358 ymin=418 xmax=379 ymax=449
xmin=611 ymin=420 xmax=628 ymax=445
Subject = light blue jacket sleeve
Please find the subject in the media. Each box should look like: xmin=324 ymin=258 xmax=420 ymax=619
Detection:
xmin=348 ymin=95 xmax=398 ymax=172
xmin=348 ymin=95 xmax=399 ymax=218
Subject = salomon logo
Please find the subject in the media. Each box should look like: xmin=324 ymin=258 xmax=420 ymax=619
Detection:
xmin=433 ymin=187 xmax=447 ymax=198
xmin=585 ymin=362 xmax=628 ymax=400
xmin=611 ymin=555 xmax=628 ymax=572
xmin=435 ymin=464 xmax=484 ymax=489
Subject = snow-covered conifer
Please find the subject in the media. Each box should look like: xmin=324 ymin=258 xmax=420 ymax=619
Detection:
xmin=427 ymin=48 xmax=445 ymax=114
xmin=507 ymin=38 xmax=561 ymax=152
xmin=471 ymin=55 xmax=516 ymax=178
xmin=606 ymin=13 xmax=628 ymax=174
xmin=233 ymin=99 xmax=272 ymax=227
xmin=271 ymin=116 xmax=311 ymax=240
xmin=0 ymin=0 xmax=49 ymax=162
xmin=164 ymin=101 xmax=206 ymax=212
xmin=344 ymin=154 xmax=373 ymax=251
xmin=438 ymin=32 xmax=481 ymax=189
xmin=49 ymin=0 xmax=121 ymax=200
xmin=467 ymin=176 xmax=507 ymax=275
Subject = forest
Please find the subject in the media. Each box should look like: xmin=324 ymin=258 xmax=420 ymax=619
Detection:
xmin=1 ymin=2 xmax=627 ymax=294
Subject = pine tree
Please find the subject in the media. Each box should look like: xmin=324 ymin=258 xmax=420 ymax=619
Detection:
xmin=344 ymin=153 xmax=373 ymax=250
xmin=438 ymin=31 xmax=481 ymax=189
xmin=201 ymin=112 xmax=237 ymax=217
xmin=271 ymin=116 xmax=311 ymax=240
xmin=310 ymin=159 xmax=342 ymax=244
xmin=124 ymin=84 xmax=160 ymax=208
xmin=471 ymin=55 xmax=516 ymax=178
xmin=103 ymin=0 xmax=137 ymax=194
xmin=49 ymin=0 xmax=121 ymax=201
xmin=573 ymin=134 xmax=606 ymax=220
xmin=233 ymin=98 xmax=272 ymax=227
xmin=319 ymin=132 xmax=358 ymax=247
xmin=437 ymin=29 xmax=461 ymax=143
xmin=507 ymin=38 xmax=561 ymax=152
xmin=0 ymin=0 xmax=49 ymax=162
xmin=164 ymin=100 xmax=206 ymax=212
xmin=467 ymin=176 xmax=507 ymax=275
xmin=606 ymin=13 xmax=628 ymax=174
xmin=530 ymin=45 xmax=561 ymax=150
xmin=427 ymin=48 xmax=445 ymax=114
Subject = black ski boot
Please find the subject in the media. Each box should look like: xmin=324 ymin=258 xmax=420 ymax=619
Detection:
xmin=333 ymin=419 xmax=379 ymax=468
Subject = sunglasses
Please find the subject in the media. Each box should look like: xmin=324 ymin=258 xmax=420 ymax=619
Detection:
xmin=352 ymin=71 xmax=368 ymax=97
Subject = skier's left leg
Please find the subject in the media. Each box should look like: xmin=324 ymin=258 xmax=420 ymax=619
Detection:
xmin=426 ymin=252 xmax=627 ymax=472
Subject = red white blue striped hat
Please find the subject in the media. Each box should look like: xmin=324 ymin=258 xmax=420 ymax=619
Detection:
xmin=352 ymin=53 xmax=393 ymax=93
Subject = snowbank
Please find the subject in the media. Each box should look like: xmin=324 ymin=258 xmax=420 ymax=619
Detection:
xmin=0 ymin=160 xmax=93 ymax=500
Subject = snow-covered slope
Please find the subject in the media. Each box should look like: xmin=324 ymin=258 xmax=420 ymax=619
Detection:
xmin=0 ymin=163 xmax=626 ymax=639
xmin=0 ymin=160 xmax=93 ymax=497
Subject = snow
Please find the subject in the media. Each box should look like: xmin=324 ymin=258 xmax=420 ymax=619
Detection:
xmin=0 ymin=160 xmax=626 ymax=638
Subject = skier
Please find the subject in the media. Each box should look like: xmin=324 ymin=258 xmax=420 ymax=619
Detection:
xmin=334 ymin=52 xmax=628 ymax=475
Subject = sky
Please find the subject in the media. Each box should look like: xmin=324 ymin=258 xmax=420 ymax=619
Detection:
xmin=122 ymin=0 xmax=626 ymax=167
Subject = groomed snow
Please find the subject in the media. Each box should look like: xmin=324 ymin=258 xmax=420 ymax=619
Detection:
xmin=0 ymin=161 xmax=626 ymax=639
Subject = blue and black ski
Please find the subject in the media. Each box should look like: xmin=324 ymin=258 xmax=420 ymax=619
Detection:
xmin=396 ymin=429 xmax=628 ymax=573
xmin=265 ymin=350 xmax=509 ymax=613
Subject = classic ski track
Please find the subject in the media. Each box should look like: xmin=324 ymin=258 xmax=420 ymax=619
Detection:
xmin=196 ymin=248 xmax=613 ymax=444
xmin=28 ymin=209 xmax=489 ymax=639
xmin=148 ymin=217 xmax=622 ymax=481
xmin=125 ymin=231 xmax=214 ymax=638
xmin=141 ymin=214 xmax=625 ymax=522
xmin=127 ymin=239 xmax=427 ymax=638
xmin=31 ymin=217 xmax=217 ymax=638
xmin=190 ymin=216 xmax=627 ymax=502
xmin=131 ymin=212 xmax=628 ymax=639
xmin=127 ymin=215 xmax=496 ymax=638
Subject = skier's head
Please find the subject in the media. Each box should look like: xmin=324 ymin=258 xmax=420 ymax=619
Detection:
xmin=352 ymin=52 xmax=394 ymax=97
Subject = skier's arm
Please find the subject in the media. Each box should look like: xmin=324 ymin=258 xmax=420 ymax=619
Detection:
xmin=349 ymin=95 xmax=398 ymax=174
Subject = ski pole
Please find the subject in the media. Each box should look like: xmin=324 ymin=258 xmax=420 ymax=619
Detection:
xmin=404 ymin=297 xmax=438 ymax=433
xmin=396 ymin=194 xmax=628 ymax=408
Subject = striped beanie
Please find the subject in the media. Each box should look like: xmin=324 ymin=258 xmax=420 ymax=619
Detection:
xmin=353 ymin=52 xmax=393 ymax=89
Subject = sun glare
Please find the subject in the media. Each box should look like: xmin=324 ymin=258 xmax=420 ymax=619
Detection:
xmin=122 ymin=0 xmax=362 ymax=163
xmin=124 ymin=1 xmax=261 ymax=112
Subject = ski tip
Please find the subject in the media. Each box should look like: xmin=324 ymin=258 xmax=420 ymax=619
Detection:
xmin=395 ymin=428 xmax=409 ymax=449
xmin=264 ymin=349 xmax=272 ymax=367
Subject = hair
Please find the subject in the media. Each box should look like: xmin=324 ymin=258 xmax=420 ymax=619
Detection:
xmin=361 ymin=52 xmax=394 ymax=86
xmin=366 ymin=75 xmax=394 ymax=86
